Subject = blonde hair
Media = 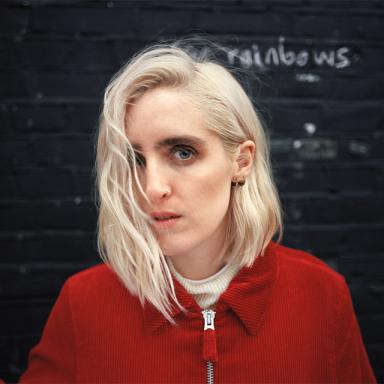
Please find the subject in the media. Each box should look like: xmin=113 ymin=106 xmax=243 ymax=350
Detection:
xmin=96 ymin=40 xmax=282 ymax=323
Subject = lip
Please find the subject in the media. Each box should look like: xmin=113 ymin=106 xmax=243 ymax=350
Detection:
xmin=150 ymin=211 xmax=182 ymax=230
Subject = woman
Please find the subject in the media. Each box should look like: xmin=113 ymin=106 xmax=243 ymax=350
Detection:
xmin=20 ymin=42 xmax=376 ymax=383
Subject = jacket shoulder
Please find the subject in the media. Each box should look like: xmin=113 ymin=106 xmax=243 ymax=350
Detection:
xmin=66 ymin=263 xmax=117 ymax=285
xmin=273 ymin=242 xmax=345 ymax=285
xmin=63 ymin=263 xmax=133 ymax=302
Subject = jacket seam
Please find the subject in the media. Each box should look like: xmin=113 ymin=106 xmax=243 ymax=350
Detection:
xmin=65 ymin=279 xmax=79 ymax=382
xmin=331 ymin=275 xmax=345 ymax=383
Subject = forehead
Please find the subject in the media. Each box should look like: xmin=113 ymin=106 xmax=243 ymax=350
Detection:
xmin=125 ymin=88 xmax=213 ymax=145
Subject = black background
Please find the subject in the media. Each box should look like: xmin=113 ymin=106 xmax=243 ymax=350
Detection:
xmin=0 ymin=0 xmax=383 ymax=382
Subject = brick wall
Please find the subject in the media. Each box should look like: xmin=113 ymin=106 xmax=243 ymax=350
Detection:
xmin=0 ymin=0 xmax=383 ymax=382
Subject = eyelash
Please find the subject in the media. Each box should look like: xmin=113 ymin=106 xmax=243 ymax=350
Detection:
xmin=134 ymin=153 xmax=146 ymax=167
xmin=170 ymin=145 xmax=197 ymax=161
xmin=134 ymin=145 xmax=197 ymax=167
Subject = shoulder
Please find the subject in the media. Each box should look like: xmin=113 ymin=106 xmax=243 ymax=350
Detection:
xmin=56 ymin=264 xmax=144 ymax=323
xmin=65 ymin=263 xmax=118 ymax=288
xmin=272 ymin=242 xmax=347 ymax=290
xmin=271 ymin=243 xmax=355 ymax=329
xmin=66 ymin=262 xmax=116 ymax=282
xmin=62 ymin=263 xmax=135 ymax=305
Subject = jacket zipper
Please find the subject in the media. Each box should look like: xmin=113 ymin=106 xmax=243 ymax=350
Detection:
xmin=206 ymin=361 xmax=214 ymax=384
xmin=202 ymin=309 xmax=217 ymax=384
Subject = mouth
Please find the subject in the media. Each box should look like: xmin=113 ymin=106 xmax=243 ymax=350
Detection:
xmin=153 ymin=215 xmax=181 ymax=221
xmin=150 ymin=212 xmax=182 ymax=229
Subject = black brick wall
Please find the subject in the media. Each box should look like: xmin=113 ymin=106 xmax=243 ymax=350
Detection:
xmin=1 ymin=0 xmax=383 ymax=382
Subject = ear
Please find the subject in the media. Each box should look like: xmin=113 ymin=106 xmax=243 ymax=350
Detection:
xmin=232 ymin=140 xmax=256 ymax=181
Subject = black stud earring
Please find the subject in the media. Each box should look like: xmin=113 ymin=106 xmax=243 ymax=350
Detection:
xmin=231 ymin=179 xmax=246 ymax=187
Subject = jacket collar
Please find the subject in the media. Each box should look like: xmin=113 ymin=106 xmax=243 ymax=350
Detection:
xmin=143 ymin=241 xmax=279 ymax=336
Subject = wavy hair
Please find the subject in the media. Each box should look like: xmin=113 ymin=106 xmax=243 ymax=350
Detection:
xmin=96 ymin=40 xmax=282 ymax=323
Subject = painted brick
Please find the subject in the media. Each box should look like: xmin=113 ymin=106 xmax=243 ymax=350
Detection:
xmin=269 ymin=102 xmax=384 ymax=134
xmin=349 ymin=283 xmax=384 ymax=314
xmin=292 ymin=12 xmax=384 ymax=39
xmin=271 ymin=137 xmax=338 ymax=160
xmin=1 ymin=301 xmax=54 ymax=335
xmin=0 ymin=231 xmax=97 ymax=262
xmin=31 ymin=7 xmax=195 ymax=36
xmin=0 ymin=104 xmax=11 ymax=133
xmin=67 ymin=104 xmax=100 ymax=132
xmin=359 ymin=315 xmax=384 ymax=344
xmin=27 ymin=71 xmax=111 ymax=98
xmin=1 ymin=0 xmax=383 ymax=381
xmin=15 ymin=38 xmax=119 ymax=70
xmin=282 ymin=194 xmax=384 ymax=223
xmin=10 ymin=104 xmax=99 ymax=133
xmin=274 ymin=163 xmax=384 ymax=193
xmin=0 ymin=199 xmax=97 ymax=231
xmin=0 ymin=7 xmax=29 ymax=34
xmin=0 ymin=336 xmax=40 ymax=383
xmin=284 ymin=223 xmax=384 ymax=253
xmin=0 ymin=72 xmax=29 ymax=98
xmin=0 ymin=37 xmax=19 ymax=68
xmin=266 ymin=72 xmax=384 ymax=100
xmin=0 ymin=263 xmax=93 ymax=300
xmin=366 ymin=345 xmax=384 ymax=382
xmin=271 ymin=135 xmax=384 ymax=161
xmin=323 ymin=103 xmax=384 ymax=133
xmin=0 ymin=169 xmax=93 ymax=199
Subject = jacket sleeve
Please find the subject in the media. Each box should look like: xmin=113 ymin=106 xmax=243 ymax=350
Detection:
xmin=335 ymin=278 xmax=377 ymax=383
xmin=19 ymin=281 xmax=76 ymax=383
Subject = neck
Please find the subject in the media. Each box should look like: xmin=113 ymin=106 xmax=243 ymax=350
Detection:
xmin=168 ymin=234 xmax=229 ymax=280
xmin=170 ymin=253 xmax=227 ymax=280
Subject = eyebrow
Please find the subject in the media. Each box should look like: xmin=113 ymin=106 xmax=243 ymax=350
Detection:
xmin=132 ymin=135 xmax=207 ymax=150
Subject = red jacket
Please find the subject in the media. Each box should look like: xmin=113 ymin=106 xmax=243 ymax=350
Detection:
xmin=20 ymin=242 xmax=376 ymax=383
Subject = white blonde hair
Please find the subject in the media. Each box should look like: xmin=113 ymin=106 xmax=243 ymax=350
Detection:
xmin=96 ymin=40 xmax=282 ymax=323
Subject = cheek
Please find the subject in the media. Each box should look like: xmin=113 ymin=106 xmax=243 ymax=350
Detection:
xmin=192 ymin=167 xmax=233 ymax=217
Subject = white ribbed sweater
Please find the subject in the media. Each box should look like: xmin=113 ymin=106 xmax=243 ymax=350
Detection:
xmin=166 ymin=257 xmax=241 ymax=309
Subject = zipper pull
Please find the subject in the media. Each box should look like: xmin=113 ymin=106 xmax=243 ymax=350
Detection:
xmin=202 ymin=309 xmax=218 ymax=362
xmin=203 ymin=309 xmax=216 ymax=330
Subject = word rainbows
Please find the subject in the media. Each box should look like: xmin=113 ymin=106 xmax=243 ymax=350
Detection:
xmin=191 ymin=37 xmax=352 ymax=71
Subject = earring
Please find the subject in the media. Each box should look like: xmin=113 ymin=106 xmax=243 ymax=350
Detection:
xmin=231 ymin=179 xmax=246 ymax=187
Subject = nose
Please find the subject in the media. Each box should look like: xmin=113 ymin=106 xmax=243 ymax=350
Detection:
xmin=143 ymin=160 xmax=171 ymax=203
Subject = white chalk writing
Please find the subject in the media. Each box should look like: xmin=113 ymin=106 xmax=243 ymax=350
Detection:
xmin=295 ymin=73 xmax=321 ymax=82
xmin=227 ymin=37 xmax=351 ymax=70
xmin=191 ymin=37 xmax=352 ymax=71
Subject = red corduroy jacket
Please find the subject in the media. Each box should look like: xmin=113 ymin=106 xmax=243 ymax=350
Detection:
xmin=20 ymin=242 xmax=376 ymax=383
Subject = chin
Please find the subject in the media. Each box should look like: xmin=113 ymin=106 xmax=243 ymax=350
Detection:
xmin=158 ymin=236 xmax=195 ymax=258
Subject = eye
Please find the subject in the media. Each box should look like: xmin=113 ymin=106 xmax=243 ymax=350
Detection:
xmin=171 ymin=146 xmax=196 ymax=161
xmin=134 ymin=152 xmax=146 ymax=167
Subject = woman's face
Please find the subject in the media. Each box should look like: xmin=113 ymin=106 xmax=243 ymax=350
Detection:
xmin=125 ymin=87 xmax=239 ymax=270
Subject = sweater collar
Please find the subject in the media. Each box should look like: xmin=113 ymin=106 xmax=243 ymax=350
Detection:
xmin=143 ymin=241 xmax=279 ymax=336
